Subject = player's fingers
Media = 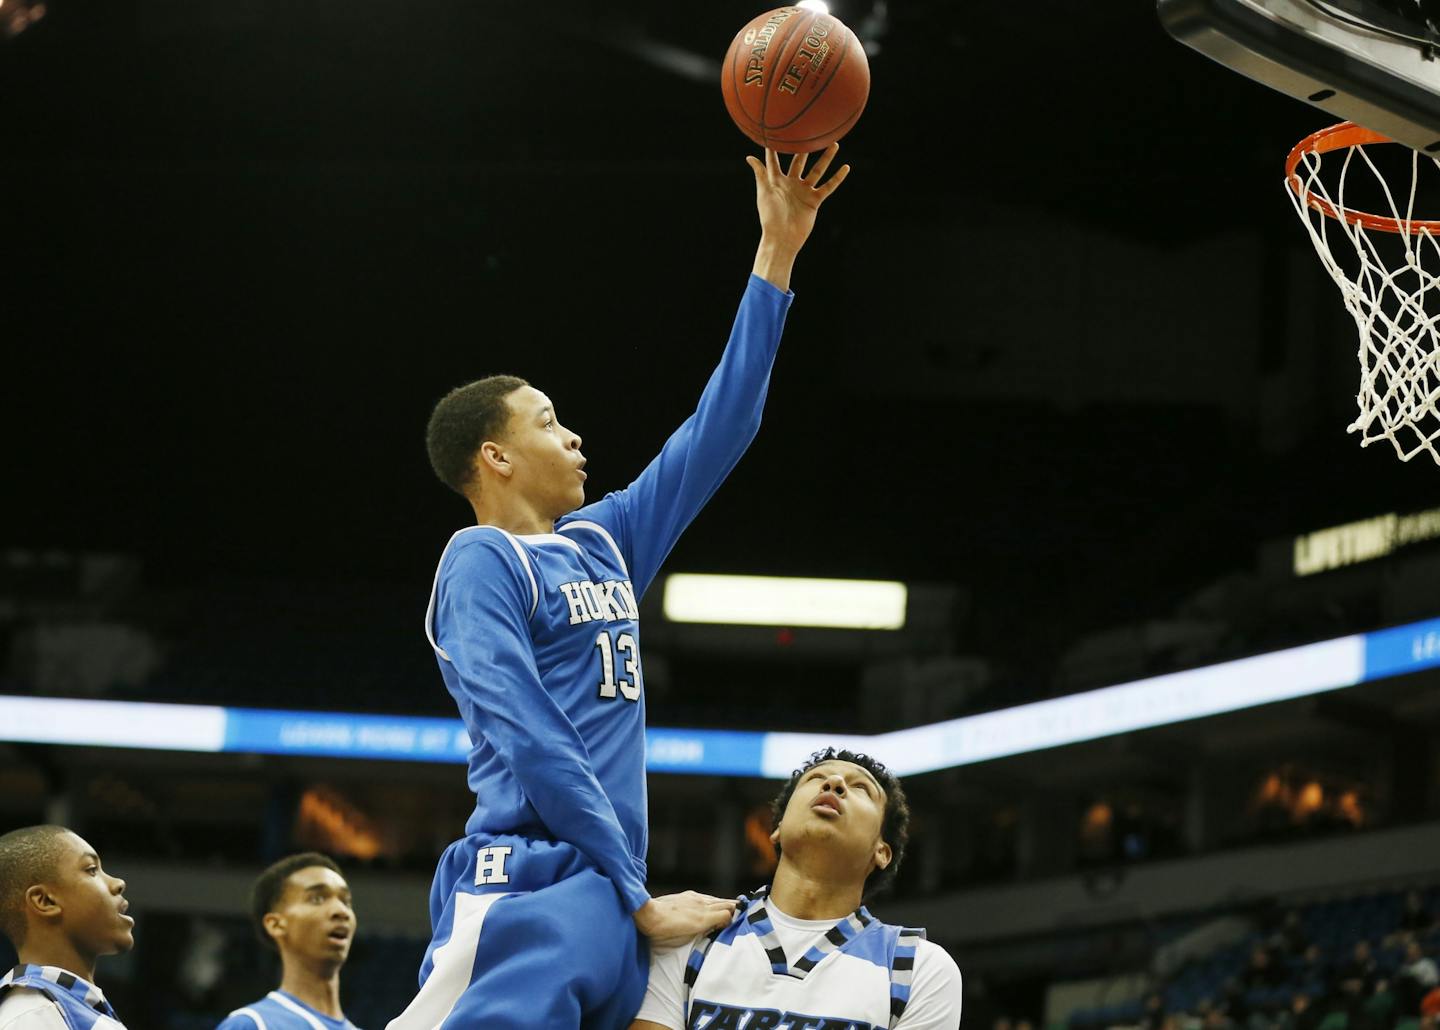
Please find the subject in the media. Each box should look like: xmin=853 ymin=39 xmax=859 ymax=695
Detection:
xmin=746 ymin=155 xmax=764 ymax=179
xmin=804 ymin=142 xmax=839 ymax=184
xmin=787 ymin=149 xmax=808 ymax=179
xmin=815 ymin=163 xmax=851 ymax=199
xmin=765 ymin=147 xmax=780 ymax=177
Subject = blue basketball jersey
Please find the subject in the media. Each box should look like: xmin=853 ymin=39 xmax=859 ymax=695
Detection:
xmin=0 ymin=965 xmax=125 ymax=1030
xmin=424 ymin=274 xmax=794 ymax=913
xmin=215 ymin=990 xmax=359 ymax=1030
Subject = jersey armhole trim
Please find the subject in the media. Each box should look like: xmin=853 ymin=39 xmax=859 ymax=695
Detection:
xmin=230 ymin=1008 xmax=268 ymax=1030
xmin=424 ymin=526 xmax=540 ymax=662
xmin=557 ymin=520 xmax=629 ymax=576
xmin=887 ymin=927 xmax=927 ymax=1030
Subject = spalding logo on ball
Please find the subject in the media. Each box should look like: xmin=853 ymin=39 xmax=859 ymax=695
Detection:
xmin=722 ymin=5 xmax=870 ymax=153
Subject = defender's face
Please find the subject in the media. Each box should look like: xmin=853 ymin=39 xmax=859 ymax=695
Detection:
xmin=773 ymin=760 xmax=891 ymax=878
xmin=50 ymin=832 xmax=134 ymax=956
xmin=500 ymin=386 xmax=587 ymax=517
xmin=266 ymin=866 xmax=356 ymax=966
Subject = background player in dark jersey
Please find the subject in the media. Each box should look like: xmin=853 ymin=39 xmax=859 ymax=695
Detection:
xmin=391 ymin=144 xmax=850 ymax=1029
xmin=631 ymin=749 xmax=963 ymax=1030
xmin=216 ymin=852 xmax=360 ymax=1030
xmin=0 ymin=825 xmax=133 ymax=1030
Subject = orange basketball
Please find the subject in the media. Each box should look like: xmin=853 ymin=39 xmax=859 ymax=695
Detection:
xmin=721 ymin=6 xmax=870 ymax=154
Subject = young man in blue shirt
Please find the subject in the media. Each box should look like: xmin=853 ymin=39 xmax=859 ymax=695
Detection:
xmin=216 ymin=853 xmax=360 ymax=1030
xmin=392 ymin=144 xmax=850 ymax=1029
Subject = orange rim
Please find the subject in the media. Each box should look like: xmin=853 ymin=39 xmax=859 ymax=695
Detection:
xmin=1285 ymin=121 xmax=1440 ymax=235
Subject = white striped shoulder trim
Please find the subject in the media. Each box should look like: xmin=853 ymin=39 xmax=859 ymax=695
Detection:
xmin=424 ymin=526 xmax=540 ymax=663
xmin=228 ymin=1007 xmax=268 ymax=1030
xmin=557 ymin=520 xmax=629 ymax=576
xmin=514 ymin=531 xmax=583 ymax=552
xmin=267 ymin=992 xmax=330 ymax=1030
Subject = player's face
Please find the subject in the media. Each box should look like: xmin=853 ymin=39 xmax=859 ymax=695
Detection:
xmin=773 ymin=760 xmax=892 ymax=879
xmin=501 ymin=386 xmax=587 ymax=517
xmin=49 ymin=832 xmax=134 ymax=957
xmin=267 ymin=866 xmax=356 ymax=968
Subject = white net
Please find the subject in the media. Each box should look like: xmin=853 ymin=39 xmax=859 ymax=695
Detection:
xmin=1287 ymin=133 xmax=1440 ymax=464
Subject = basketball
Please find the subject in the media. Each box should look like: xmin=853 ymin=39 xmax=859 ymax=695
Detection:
xmin=721 ymin=6 xmax=871 ymax=153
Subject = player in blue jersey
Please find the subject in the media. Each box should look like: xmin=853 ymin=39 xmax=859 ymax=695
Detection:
xmin=215 ymin=853 xmax=361 ymax=1030
xmin=630 ymin=749 xmax=963 ymax=1030
xmin=0 ymin=825 xmax=132 ymax=1030
xmin=390 ymin=143 xmax=851 ymax=1030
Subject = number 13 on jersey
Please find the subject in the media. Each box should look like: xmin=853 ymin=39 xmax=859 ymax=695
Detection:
xmin=595 ymin=630 xmax=642 ymax=701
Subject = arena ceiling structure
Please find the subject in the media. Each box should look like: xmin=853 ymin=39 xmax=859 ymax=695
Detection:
xmin=4 ymin=0 xmax=1437 ymax=736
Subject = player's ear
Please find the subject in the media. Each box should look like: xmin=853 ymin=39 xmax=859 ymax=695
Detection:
xmin=476 ymin=441 xmax=511 ymax=479
xmin=262 ymin=911 xmax=286 ymax=943
xmin=872 ymin=840 xmax=892 ymax=872
xmin=25 ymin=884 xmax=61 ymax=920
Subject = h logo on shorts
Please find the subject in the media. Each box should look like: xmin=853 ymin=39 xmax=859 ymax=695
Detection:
xmin=474 ymin=845 xmax=513 ymax=886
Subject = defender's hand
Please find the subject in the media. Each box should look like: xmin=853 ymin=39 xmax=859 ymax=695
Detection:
xmin=633 ymin=891 xmax=737 ymax=946
xmin=746 ymin=142 xmax=850 ymax=255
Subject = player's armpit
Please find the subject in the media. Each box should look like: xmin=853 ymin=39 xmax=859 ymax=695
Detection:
xmin=629 ymin=1021 xmax=678 ymax=1030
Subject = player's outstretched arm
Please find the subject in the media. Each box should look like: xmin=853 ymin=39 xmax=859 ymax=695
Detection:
xmin=565 ymin=146 xmax=851 ymax=597
xmin=748 ymin=142 xmax=850 ymax=293
xmin=633 ymin=889 xmax=736 ymax=946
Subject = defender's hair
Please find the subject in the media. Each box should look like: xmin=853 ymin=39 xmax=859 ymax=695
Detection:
xmin=770 ymin=748 xmax=910 ymax=899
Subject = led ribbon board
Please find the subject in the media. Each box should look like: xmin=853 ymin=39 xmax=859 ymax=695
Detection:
xmin=2 ymin=616 xmax=1437 ymax=777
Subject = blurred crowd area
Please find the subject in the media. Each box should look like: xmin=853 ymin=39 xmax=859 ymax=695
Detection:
xmin=1049 ymin=886 xmax=1440 ymax=1030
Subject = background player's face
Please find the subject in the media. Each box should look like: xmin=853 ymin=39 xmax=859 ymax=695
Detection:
xmin=773 ymin=760 xmax=892 ymax=881
xmin=499 ymin=386 xmax=587 ymax=517
xmin=266 ymin=866 xmax=355 ymax=967
xmin=47 ymin=832 xmax=134 ymax=957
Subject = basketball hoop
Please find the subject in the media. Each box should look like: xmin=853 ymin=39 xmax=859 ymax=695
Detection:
xmin=1286 ymin=121 xmax=1440 ymax=464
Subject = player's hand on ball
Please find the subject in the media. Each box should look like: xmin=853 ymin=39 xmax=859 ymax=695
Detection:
xmin=633 ymin=890 xmax=737 ymax=945
xmin=747 ymin=143 xmax=850 ymax=254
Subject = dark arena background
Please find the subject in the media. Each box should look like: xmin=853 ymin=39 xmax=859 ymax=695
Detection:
xmin=4 ymin=0 xmax=1440 ymax=1027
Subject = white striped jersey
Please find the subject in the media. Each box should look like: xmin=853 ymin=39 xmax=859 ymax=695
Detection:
xmin=0 ymin=965 xmax=125 ymax=1030
xmin=634 ymin=889 xmax=963 ymax=1030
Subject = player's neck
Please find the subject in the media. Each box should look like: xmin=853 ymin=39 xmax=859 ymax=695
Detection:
xmin=278 ymin=957 xmax=344 ymax=1019
xmin=17 ymin=935 xmax=98 ymax=983
xmin=469 ymin=492 xmax=556 ymax=537
xmin=768 ymin=861 xmax=864 ymax=921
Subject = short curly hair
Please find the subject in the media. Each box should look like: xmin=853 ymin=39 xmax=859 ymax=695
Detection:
xmin=769 ymin=748 xmax=910 ymax=899
xmin=425 ymin=375 xmax=529 ymax=495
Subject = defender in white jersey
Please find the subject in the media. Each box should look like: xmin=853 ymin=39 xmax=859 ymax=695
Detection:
xmin=0 ymin=826 xmax=132 ymax=1030
xmin=215 ymin=853 xmax=361 ymax=1030
xmin=631 ymin=750 xmax=962 ymax=1030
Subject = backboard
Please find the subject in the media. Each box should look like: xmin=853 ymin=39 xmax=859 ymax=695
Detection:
xmin=1158 ymin=0 xmax=1440 ymax=152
